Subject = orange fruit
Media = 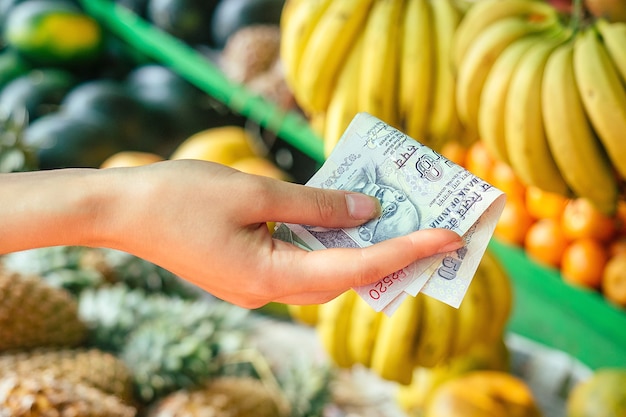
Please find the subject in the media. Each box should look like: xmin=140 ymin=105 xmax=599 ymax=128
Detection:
xmin=494 ymin=198 xmax=534 ymax=247
xmin=439 ymin=140 xmax=468 ymax=167
xmin=489 ymin=161 xmax=526 ymax=203
xmin=561 ymin=198 xmax=617 ymax=242
xmin=464 ymin=141 xmax=494 ymax=182
xmin=609 ymin=237 xmax=626 ymax=257
xmin=615 ymin=200 xmax=626 ymax=237
xmin=560 ymin=238 xmax=608 ymax=290
xmin=524 ymin=218 xmax=570 ymax=268
xmin=602 ymin=253 xmax=626 ymax=308
xmin=100 ymin=151 xmax=164 ymax=168
xmin=524 ymin=186 xmax=569 ymax=220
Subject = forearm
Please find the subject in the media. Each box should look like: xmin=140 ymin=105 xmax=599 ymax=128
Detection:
xmin=0 ymin=169 xmax=121 ymax=254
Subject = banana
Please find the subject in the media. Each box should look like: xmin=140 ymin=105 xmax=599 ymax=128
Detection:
xmin=456 ymin=14 xmax=560 ymax=133
xmin=475 ymin=250 xmax=513 ymax=344
xmin=322 ymin=28 xmax=364 ymax=156
xmin=358 ymin=0 xmax=405 ymax=128
xmin=370 ymin=294 xmax=423 ymax=385
xmin=287 ymin=303 xmax=320 ymax=326
xmin=412 ymin=294 xmax=457 ymax=369
xmin=542 ymin=40 xmax=619 ymax=215
xmin=294 ymin=0 xmax=374 ymax=114
xmin=347 ymin=294 xmax=383 ymax=367
xmin=399 ymin=0 xmax=434 ymax=142
xmin=574 ymin=27 xmax=626 ymax=180
xmin=478 ymin=34 xmax=539 ymax=164
xmin=279 ymin=0 xmax=334 ymax=90
xmin=504 ymin=29 xmax=571 ymax=195
xmin=596 ymin=19 xmax=626 ymax=84
xmin=452 ymin=0 xmax=559 ymax=71
xmin=316 ymin=289 xmax=358 ymax=368
xmin=427 ymin=0 xmax=463 ymax=149
xmin=448 ymin=264 xmax=493 ymax=358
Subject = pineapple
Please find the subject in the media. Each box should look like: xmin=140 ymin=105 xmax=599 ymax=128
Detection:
xmin=0 ymin=107 xmax=37 ymax=172
xmin=0 ymin=268 xmax=87 ymax=351
xmin=0 ymin=348 xmax=134 ymax=403
xmin=0 ymin=373 xmax=136 ymax=417
xmin=120 ymin=299 xmax=251 ymax=403
xmin=147 ymin=376 xmax=289 ymax=417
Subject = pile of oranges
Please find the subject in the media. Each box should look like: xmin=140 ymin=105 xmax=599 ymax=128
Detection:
xmin=441 ymin=140 xmax=626 ymax=310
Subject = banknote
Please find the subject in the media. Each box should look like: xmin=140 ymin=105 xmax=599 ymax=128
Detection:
xmin=273 ymin=113 xmax=506 ymax=314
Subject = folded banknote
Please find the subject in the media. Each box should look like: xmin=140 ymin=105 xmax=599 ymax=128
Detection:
xmin=274 ymin=113 xmax=506 ymax=314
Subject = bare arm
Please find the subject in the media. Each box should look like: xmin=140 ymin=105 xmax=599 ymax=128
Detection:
xmin=0 ymin=160 xmax=463 ymax=307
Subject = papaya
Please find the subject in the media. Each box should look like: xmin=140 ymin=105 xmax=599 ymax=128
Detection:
xmin=147 ymin=0 xmax=220 ymax=45
xmin=3 ymin=0 xmax=103 ymax=66
xmin=0 ymin=48 xmax=31 ymax=90
xmin=566 ymin=368 xmax=626 ymax=417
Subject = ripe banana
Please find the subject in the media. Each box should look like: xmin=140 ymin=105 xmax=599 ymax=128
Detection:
xmin=448 ymin=263 xmax=493 ymax=358
xmin=427 ymin=0 xmax=463 ymax=149
xmin=347 ymin=294 xmax=383 ymax=367
xmin=478 ymin=34 xmax=539 ymax=164
xmin=294 ymin=0 xmax=375 ymax=114
xmin=456 ymin=15 xmax=560 ymax=133
xmin=370 ymin=294 xmax=423 ymax=385
xmin=323 ymin=32 xmax=364 ymax=156
xmin=412 ymin=294 xmax=457 ymax=369
xmin=504 ymin=29 xmax=571 ymax=195
xmin=280 ymin=0 xmax=334 ymax=90
xmin=316 ymin=289 xmax=358 ymax=368
xmin=358 ymin=0 xmax=404 ymax=128
xmin=595 ymin=19 xmax=626 ymax=84
xmin=287 ymin=303 xmax=320 ymax=326
xmin=475 ymin=250 xmax=512 ymax=344
xmin=574 ymin=27 xmax=626 ymax=180
xmin=452 ymin=0 xmax=559 ymax=71
xmin=399 ymin=0 xmax=434 ymax=142
xmin=542 ymin=40 xmax=619 ymax=215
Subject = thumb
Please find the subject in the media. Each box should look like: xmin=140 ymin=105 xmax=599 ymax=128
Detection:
xmin=258 ymin=179 xmax=381 ymax=228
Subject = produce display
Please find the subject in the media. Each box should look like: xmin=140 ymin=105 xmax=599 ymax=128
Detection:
xmin=0 ymin=0 xmax=625 ymax=415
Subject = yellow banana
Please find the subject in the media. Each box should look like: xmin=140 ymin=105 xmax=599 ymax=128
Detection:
xmin=322 ymin=29 xmax=364 ymax=157
xmin=456 ymin=15 xmax=560 ymax=133
xmin=280 ymin=0 xmax=334 ymax=90
xmin=427 ymin=0 xmax=463 ymax=149
xmin=574 ymin=27 xmax=626 ymax=180
xmin=504 ymin=29 xmax=571 ymax=195
xmin=412 ymin=294 xmax=457 ymax=369
xmin=448 ymin=264 xmax=492 ymax=358
xmin=542 ymin=40 xmax=619 ymax=215
xmin=358 ymin=0 xmax=404 ymax=128
xmin=452 ymin=0 xmax=559 ymax=71
xmin=399 ymin=0 xmax=434 ymax=142
xmin=475 ymin=250 xmax=513 ymax=344
xmin=287 ymin=303 xmax=320 ymax=326
xmin=347 ymin=294 xmax=383 ymax=367
xmin=370 ymin=294 xmax=423 ymax=385
xmin=478 ymin=34 xmax=539 ymax=164
xmin=596 ymin=19 xmax=626 ymax=84
xmin=316 ymin=289 xmax=358 ymax=368
xmin=295 ymin=0 xmax=374 ymax=114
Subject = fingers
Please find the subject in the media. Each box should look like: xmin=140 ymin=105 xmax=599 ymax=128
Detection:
xmin=284 ymin=228 xmax=464 ymax=293
xmin=251 ymin=177 xmax=381 ymax=228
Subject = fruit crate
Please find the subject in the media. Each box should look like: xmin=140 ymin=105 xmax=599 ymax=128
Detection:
xmin=81 ymin=0 xmax=626 ymax=372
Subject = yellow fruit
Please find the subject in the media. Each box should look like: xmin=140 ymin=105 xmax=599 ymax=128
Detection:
xmin=566 ymin=368 xmax=626 ymax=417
xmin=170 ymin=126 xmax=258 ymax=166
xmin=230 ymin=156 xmax=292 ymax=181
xmin=99 ymin=151 xmax=164 ymax=168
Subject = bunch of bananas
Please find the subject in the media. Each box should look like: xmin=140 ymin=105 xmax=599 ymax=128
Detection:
xmin=288 ymin=249 xmax=512 ymax=385
xmin=280 ymin=0 xmax=471 ymax=157
xmin=454 ymin=0 xmax=626 ymax=215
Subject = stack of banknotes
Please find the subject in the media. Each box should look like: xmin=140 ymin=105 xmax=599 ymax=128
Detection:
xmin=274 ymin=113 xmax=506 ymax=315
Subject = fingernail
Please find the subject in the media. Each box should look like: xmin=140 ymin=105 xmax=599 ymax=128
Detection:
xmin=346 ymin=193 xmax=381 ymax=220
xmin=439 ymin=237 xmax=465 ymax=253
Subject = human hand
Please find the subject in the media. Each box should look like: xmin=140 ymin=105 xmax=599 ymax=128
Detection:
xmin=92 ymin=159 xmax=462 ymax=308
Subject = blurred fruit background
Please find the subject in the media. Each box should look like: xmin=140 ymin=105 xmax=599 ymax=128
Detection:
xmin=0 ymin=0 xmax=625 ymax=416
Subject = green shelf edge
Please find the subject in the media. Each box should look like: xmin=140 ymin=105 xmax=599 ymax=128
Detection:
xmin=80 ymin=0 xmax=326 ymax=165
xmin=81 ymin=0 xmax=626 ymax=371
